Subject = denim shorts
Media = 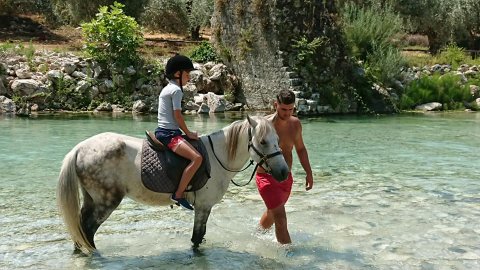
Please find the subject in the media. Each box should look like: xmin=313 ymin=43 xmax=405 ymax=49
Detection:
xmin=155 ymin=127 xmax=183 ymax=147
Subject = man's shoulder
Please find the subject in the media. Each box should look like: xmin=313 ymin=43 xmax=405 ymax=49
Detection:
xmin=288 ymin=115 xmax=301 ymax=126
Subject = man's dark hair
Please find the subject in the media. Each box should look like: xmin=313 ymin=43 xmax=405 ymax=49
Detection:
xmin=276 ymin=90 xmax=295 ymax=105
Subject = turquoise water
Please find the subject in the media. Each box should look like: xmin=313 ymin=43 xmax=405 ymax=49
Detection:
xmin=0 ymin=112 xmax=479 ymax=269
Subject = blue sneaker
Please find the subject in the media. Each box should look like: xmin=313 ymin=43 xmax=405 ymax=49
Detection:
xmin=171 ymin=194 xmax=194 ymax=210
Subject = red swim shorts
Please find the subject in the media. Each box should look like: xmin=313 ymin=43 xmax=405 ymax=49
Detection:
xmin=256 ymin=172 xmax=293 ymax=210
xmin=167 ymin=135 xmax=186 ymax=151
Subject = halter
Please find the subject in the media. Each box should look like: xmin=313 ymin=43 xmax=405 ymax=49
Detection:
xmin=207 ymin=127 xmax=283 ymax=187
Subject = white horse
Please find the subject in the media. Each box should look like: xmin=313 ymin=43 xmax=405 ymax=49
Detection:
xmin=57 ymin=116 xmax=289 ymax=255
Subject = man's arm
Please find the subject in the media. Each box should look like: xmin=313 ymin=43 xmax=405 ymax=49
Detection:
xmin=294 ymin=121 xmax=313 ymax=190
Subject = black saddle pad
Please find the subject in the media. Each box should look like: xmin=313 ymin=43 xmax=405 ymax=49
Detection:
xmin=141 ymin=138 xmax=211 ymax=193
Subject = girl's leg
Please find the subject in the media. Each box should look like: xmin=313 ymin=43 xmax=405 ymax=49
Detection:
xmin=172 ymin=141 xmax=203 ymax=198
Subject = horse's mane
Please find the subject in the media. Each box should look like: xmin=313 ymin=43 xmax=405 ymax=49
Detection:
xmin=225 ymin=116 xmax=273 ymax=161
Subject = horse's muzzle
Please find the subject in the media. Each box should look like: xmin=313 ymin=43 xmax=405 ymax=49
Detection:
xmin=273 ymin=167 xmax=289 ymax=182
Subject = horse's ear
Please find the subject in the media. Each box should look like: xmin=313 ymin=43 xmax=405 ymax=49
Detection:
xmin=247 ymin=115 xmax=258 ymax=129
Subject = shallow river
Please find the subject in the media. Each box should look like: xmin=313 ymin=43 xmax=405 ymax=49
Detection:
xmin=0 ymin=112 xmax=479 ymax=269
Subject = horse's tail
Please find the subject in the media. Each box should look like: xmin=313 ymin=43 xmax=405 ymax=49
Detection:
xmin=57 ymin=148 xmax=95 ymax=254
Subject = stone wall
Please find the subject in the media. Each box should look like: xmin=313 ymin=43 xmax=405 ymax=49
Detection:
xmin=212 ymin=0 xmax=352 ymax=111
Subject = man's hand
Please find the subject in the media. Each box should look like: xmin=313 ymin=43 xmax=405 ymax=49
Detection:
xmin=305 ymin=174 xmax=313 ymax=191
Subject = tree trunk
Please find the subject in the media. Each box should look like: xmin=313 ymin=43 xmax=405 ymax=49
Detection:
xmin=190 ymin=25 xmax=201 ymax=40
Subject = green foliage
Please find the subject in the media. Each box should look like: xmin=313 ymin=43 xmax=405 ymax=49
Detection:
xmin=341 ymin=2 xmax=406 ymax=89
xmin=188 ymin=0 xmax=214 ymax=37
xmin=395 ymin=0 xmax=480 ymax=52
xmin=45 ymin=74 xmax=91 ymax=110
xmin=400 ymin=74 xmax=472 ymax=110
xmin=291 ymin=36 xmax=328 ymax=93
xmin=48 ymin=0 xmax=147 ymax=25
xmin=239 ymin=28 xmax=254 ymax=57
xmin=189 ymin=41 xmax=218 ymax=63
xmin=341 ymin=1 xmax=404 ymax=60
xmin=437 ymin=43 xmax=467 ymax=68
xmin=141 ymin=0 xmax=213 ymax=39
xmin=364 ymin=44 xmax=406 ymax=87
xmin=82 ymin=2 xmax=144 ymax=68
xmin=292 ymin=36 xmax=326 ymax=63
xmin=140 ymin=0 xmax=189 ymax=34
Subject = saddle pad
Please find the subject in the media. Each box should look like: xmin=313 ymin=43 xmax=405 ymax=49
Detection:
xmin=141 ymin=138 xmax=211 ymax=193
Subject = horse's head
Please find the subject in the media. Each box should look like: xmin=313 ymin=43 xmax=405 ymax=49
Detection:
xmin=247 ymin=115 xmax=290 ymax=182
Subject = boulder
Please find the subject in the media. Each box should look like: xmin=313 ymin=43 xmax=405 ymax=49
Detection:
xmin=415 ymin=102 xmax=442 ymax=111
xmin=11 ymin=79 xmax=40 ymax=95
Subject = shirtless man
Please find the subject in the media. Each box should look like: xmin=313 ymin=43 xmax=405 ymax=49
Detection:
xmin=256 ymin=89 xmax=314 ymax=244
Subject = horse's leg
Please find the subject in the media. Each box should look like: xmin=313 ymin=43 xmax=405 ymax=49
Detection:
xmin=191 ymin=206 xmax=212 ymax=248
xmin=75 ymin=188 xmax=124 ymax=252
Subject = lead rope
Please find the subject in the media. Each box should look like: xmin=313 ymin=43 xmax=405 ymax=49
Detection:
xmin=231 ymin=163 xmax=259 ymax=187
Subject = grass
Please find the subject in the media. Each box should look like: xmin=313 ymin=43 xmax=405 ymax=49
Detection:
xmin=402 ymin=50 xmax=480 ymax=68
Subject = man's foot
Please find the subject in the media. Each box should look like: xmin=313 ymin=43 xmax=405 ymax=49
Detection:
xmin=171 ymin=194 xmax=194 ymax=210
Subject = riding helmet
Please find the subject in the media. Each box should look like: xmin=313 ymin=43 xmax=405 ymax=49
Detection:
xmin=165 ymin=54 xmax=195 ymax=77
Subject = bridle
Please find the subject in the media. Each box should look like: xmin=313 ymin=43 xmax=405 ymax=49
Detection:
xmin=207 ymin=127 xmax=283 ymax=187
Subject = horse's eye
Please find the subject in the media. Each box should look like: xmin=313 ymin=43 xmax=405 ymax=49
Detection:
xmin=260 ymin=140 xmax=266 ymax=145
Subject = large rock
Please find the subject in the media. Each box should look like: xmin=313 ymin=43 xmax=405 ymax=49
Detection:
xmin=415 ymin=102 xmax=442 ymax=111
xmin=205 ymin=92 xmax=226 ymax=113
xmin=11 ymin=79 xmax=40 ymax=95
xmin=132 ymin=100 xmax=148 ymax=113
xmin=0 ymin=96 xmax=16 ymax=113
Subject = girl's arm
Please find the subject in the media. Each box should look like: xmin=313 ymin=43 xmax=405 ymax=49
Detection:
xmin=173 ymin=109 xmax=198 ymax=139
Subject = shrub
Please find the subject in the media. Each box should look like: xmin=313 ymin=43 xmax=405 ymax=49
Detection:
xmin=82 ymin=2 xmax=144 ymax=68
xmin=437 ymin=43 xmax=467 ymax=68
xmin=189 ymin=41 xmax=218 ymax=63
xmin=340 ymin=2 xmax=404 ymax=60
xmin=365 ymin=44 xmax=406 ymax=88
xmin=400 ymin=74 xmax=472 ymax=110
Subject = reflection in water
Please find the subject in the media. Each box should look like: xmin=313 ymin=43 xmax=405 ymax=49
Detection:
xmin=0 ymin=112 xmax=479 ymax=269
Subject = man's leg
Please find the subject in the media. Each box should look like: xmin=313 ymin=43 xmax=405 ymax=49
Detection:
xmin=259 ymin=210 xmax=274 ymax=230
xmin=260 ymin=204 xmax=291 ymax=244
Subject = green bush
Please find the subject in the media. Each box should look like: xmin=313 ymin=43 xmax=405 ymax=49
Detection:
xmin=340 ymin=1 xmax=406 ymax=90
xmin=437 ymin=43 xmax=467 ymax=68
xmin=365 ymin=44 xmax=406 ymax=88
xmin=400 ymin=74 xmax=472 ymax=110
xmin=82 ymin=2 xmax=144 ymax=68
xmin=340 ymin=2 xmax=404 ymax=60
xmin=189 ymin=41 xmax=218 ymax=63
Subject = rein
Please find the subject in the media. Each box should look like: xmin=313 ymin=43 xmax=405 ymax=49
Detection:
xmin=206 ymin=127 xmax=283 ymax=187
xmin=207 ymin=135 xmax=255 ymax=173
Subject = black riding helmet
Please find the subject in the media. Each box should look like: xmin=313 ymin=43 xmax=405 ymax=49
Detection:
xmin=165 ymin=54 xmax=195 ymax=79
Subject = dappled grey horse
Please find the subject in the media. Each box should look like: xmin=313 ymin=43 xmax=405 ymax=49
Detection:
xmin=57 ymin=116 xmax=289 ymax=255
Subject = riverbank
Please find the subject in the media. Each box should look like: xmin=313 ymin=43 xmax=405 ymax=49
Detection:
xmin=1 ymin=47 xmax=480 ymax=116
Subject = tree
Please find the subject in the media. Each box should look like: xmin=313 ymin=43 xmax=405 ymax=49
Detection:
xmin=49 ymin=0 xmax=147 ymax=25
xmin=187 ymin=0 xmax=214 ymax=40
xmin=141 ymin=0 xmax=213 ymax=39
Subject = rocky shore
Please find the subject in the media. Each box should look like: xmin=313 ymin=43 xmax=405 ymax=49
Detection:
xmin=1 ymin=49 xmax=480 ymax=116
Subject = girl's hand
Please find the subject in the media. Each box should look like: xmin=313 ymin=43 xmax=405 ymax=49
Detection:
xmin=187 ymin=131 xmax=199 ymax=140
